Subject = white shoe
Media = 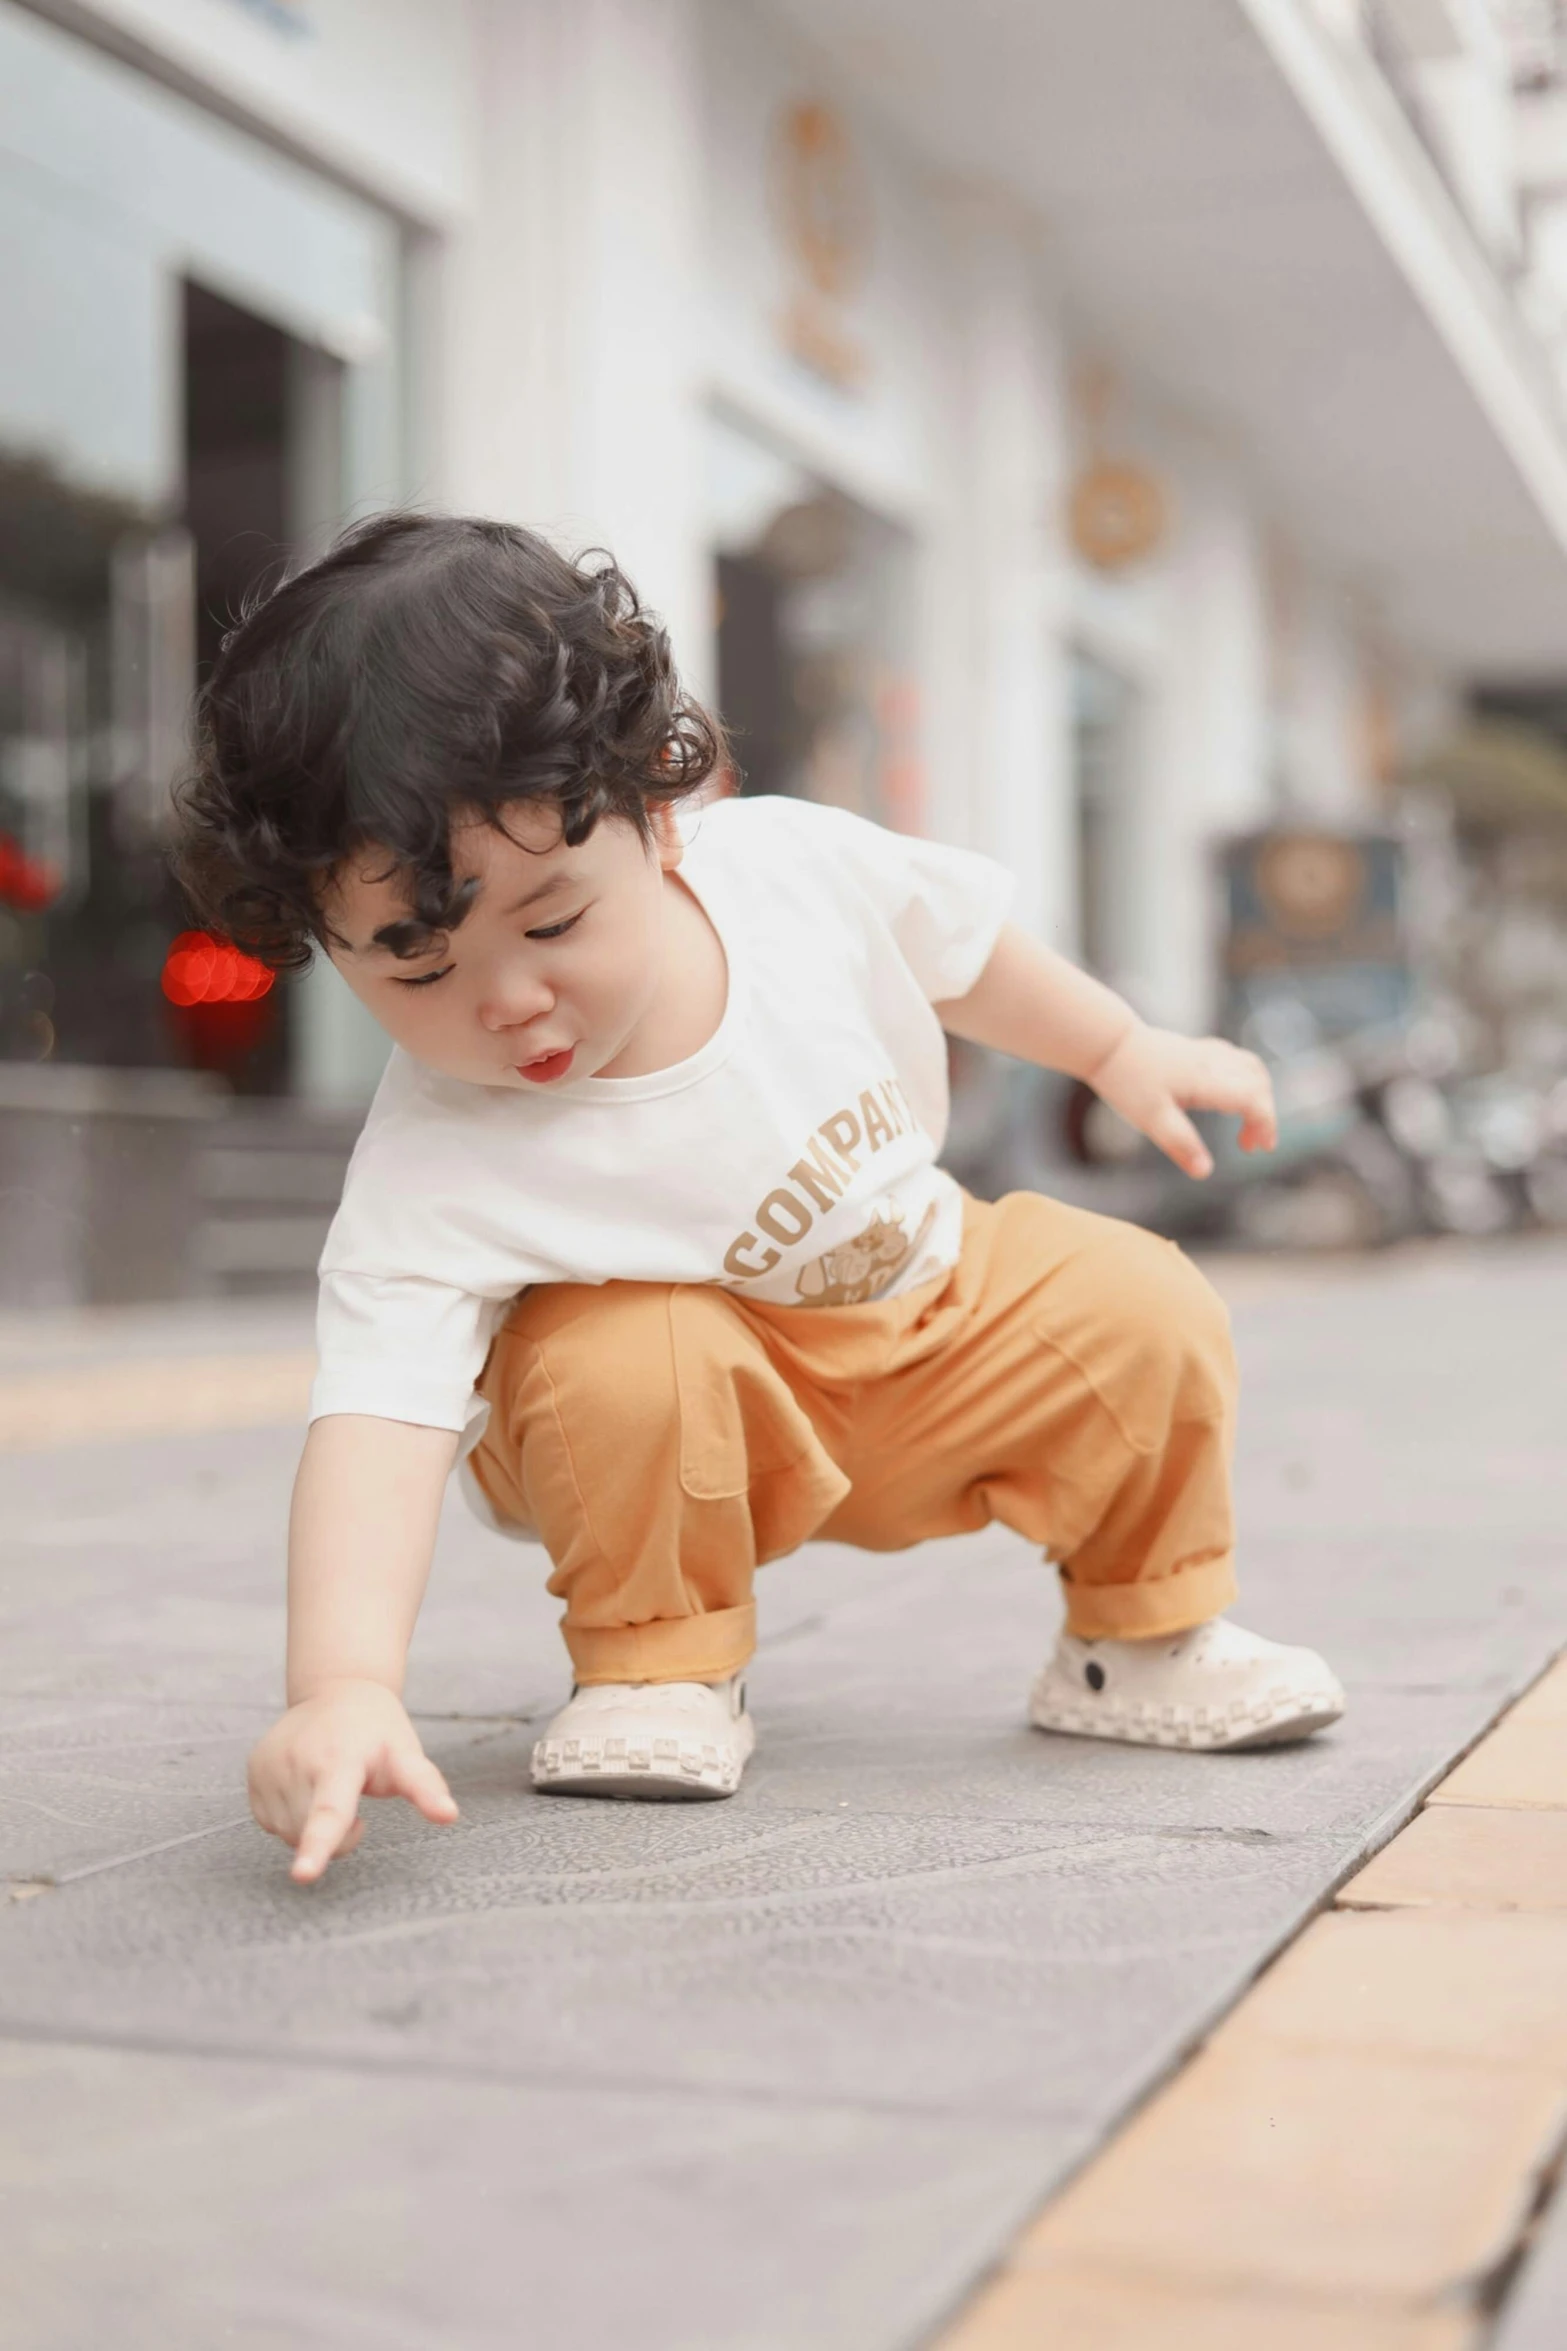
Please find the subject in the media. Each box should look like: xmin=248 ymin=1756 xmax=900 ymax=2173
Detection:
xmin=531 ymin=1673 xmax=755 ymax=1800
xmin=1029 ymin=1616 xmax=1346 ymax=1752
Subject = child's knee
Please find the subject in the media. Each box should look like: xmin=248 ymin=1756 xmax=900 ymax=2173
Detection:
xmin=1077 ymin=1227 xmax=1235 ymax=1445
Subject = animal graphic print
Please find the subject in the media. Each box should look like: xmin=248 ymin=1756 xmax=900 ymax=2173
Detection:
xmin=792 ymin=1200 xmax=939 ymax=1307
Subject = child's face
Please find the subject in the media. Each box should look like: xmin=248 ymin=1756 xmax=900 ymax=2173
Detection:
xmin=322 ymin=800 xmax=684 ymax=1090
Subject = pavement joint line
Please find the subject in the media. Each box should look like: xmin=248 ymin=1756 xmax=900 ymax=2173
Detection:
xmin=42 ymin=1813 xmax=257 ymax=1887
xmin=931 ymin=1650 xmax=1567 ymax=2349
xmin=7 ymin=1812 xmax=864 ymax=1905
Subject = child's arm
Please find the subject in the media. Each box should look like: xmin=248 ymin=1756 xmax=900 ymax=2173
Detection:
xmin=934 ymin=921 xmax=1277 ymax=1178
xmin=247 ymin=1413 xmax=462 ymax=1884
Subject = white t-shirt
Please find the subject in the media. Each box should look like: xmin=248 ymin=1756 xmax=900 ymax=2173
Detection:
xmin=311 ymin=793 xmax=1012 ymax=1444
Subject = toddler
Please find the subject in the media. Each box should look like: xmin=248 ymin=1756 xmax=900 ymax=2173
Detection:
xmin=175 ymin=513 xmax=1345 ymax=1884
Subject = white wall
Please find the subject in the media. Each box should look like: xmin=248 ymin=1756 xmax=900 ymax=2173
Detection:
xmin=60 ymin=0 xmax=476 ymax=222
xmin=698 ymin=0 xmax=946 ymax=532
xmin=1059 ymin=368 xmax=1395 ymax=1032
xmin=693 ymin=0 xmax=1078 ymax=938
xmin=924 ymin=200 xmax=1074 ymax=944
xmin=438 ymin=0 xmax=708 ymax=684
xmin=1274 ymin=570 xmax=1372 ymax=820
xmin=1120 ymin=453 xmax=1272 ymax=1031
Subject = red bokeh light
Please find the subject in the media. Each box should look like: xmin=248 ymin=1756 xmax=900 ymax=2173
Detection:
xmin=0 ymin=833 xmax=61 ymax=911
xmin=161 ymin=931 xmax=276 ymax=1009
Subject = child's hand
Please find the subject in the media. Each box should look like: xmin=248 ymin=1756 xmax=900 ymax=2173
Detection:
xmin=247 ymin=1679 xmax=459 ymax=1885
xmin=1087 ymin=1024 xmax=1277 ymax=1180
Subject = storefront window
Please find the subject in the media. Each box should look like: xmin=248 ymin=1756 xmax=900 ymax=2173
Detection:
xmin=0 ymin=4 xmax=400 ymax=1102
xmin=0 ymin=458 xmax=167 ymax=1071
xmin=708 ymin=411 xmax=922 ymax=828
xmin=0 ymin=282 xmax=348 ymax=1091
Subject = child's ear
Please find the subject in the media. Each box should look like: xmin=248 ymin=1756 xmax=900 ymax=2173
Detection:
xmin=649 ymin=800 xmax=684 ymax=871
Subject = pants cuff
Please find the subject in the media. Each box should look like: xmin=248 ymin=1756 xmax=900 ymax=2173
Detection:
xmin=564 ymin=1601 xmax=757 ymax=1686
xmin=1061 ymin=1553 xmax=1238 ymax=1641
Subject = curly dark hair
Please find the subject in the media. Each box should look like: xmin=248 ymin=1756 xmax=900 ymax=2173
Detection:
xmin=172 ymin=511 xmax=724 ymax=971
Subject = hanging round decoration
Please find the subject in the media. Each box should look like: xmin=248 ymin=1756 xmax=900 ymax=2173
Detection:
xmin=1069 ymin=457 xmax=1169 ymax=571
xmin=772 ymin=99 xmax=871 ymax=389
xmin=775 ymin=100 xmax=870 ymax=302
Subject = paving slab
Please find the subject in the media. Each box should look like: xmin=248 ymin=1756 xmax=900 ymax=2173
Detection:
xmin=0 ymin=2038 xmax=1061 ymax=2351
xmin=1018 ymin=2037 xmax=1566 ymax=2303
xmin=1427 ymin=1711 xmax=1567 ymax=1809
xmin=1339 ymin=1804 xmax=1567 ymax=1911
xmin=942 ymin=2265 xmax=1477 ymax=2351
xmin=1504 ymin=1659 xmax=1567 ymax=1724
xmin=1 ymin=1772 xmax=1360 ymax=2124
xmin=1 ymin=1239 xmax=1566 ymax=2348
xmin=0 ymin=1425 xmax=565 ymax=1718
xmin=1223 ymin=1907 xmax=1567 ymax=2069
xmin=0 ymin=1696 xmax=261 ymax=1883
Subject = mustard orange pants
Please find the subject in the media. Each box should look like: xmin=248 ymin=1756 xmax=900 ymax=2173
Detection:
xmin=471 ymin=1189 xmax=1239 ymax=1685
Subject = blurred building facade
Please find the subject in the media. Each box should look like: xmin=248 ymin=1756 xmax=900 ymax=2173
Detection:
xmin=6 ymin=0 xmax=1567 ymax=1292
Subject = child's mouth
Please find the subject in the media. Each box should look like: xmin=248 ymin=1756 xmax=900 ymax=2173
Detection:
xmin=517 ymin=1047 xmax=575 ymax=1083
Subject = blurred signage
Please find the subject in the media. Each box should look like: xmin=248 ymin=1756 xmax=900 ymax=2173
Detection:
xmin=222 ymin=0 xmax=313 ymax=35
xmin=772 ymin=100 xmax=870 ymax=391
xmin=1223 ymin=829 xmax=1411 ymax=1040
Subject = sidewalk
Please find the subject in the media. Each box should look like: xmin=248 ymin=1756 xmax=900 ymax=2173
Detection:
xmin=2 ymin=1239 xmax=1565 ymax=2350
xmin=943 ymin=1652 xmax=1567 ymax=2350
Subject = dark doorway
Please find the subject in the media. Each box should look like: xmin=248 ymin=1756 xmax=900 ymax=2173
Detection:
xmin=175 ymin=280 xmax=337 ymax=1091
xmin=183 ymin=281 xmax=292 ymax=685
xmin=716 ymin=551 xmax=797 ymax=801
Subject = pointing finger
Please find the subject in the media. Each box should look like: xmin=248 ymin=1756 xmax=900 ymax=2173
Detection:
xmin=291 ymin=1763 xmax=365 ymax=1885
xmin=1150 ymin=1103 xmax=1213 ymax=1180
xmin=1230 ymin=1052 xmax=1277 ymax=1151
xmin=1238 ymin=1100 xmax=1279 ymax=1153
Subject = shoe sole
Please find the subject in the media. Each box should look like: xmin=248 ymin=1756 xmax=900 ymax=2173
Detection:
xmin=534 ymin=1772 xmax=738 ymax=1801
xmin=1029 ymin=1686 xmax=1346 ymax=1752
xmin=531 ymin=1720 xmax=755 ymax=1801
xmin=1209 ymin=1698 xmax=1346 ymax=1751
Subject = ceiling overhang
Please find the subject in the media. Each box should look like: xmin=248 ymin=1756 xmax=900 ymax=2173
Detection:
xmin=768 ymin=0 xmax=1567 ymax=677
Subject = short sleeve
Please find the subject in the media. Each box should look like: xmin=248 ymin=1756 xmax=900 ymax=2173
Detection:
xmin=310 ymin=1268 xmax=502 ymax=1435
xmin=765 ymin=799 xmax=1013 ymax=1001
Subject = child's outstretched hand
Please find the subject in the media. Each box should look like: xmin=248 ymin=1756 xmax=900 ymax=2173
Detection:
xmin=247 ymin=1678 xmax=459 ymax=1884
xmin=1088 ymin=1024 xmax=1277 ymax=1179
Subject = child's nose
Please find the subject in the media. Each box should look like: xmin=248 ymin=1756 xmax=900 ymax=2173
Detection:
xmin=477 ymin=968 xmax=554 ymax=1031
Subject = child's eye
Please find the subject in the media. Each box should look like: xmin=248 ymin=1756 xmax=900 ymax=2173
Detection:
xmin=395 ymin=964 xmax=453 ymax=990
xmin=527 ymin=911 xmax=584 ymax=942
